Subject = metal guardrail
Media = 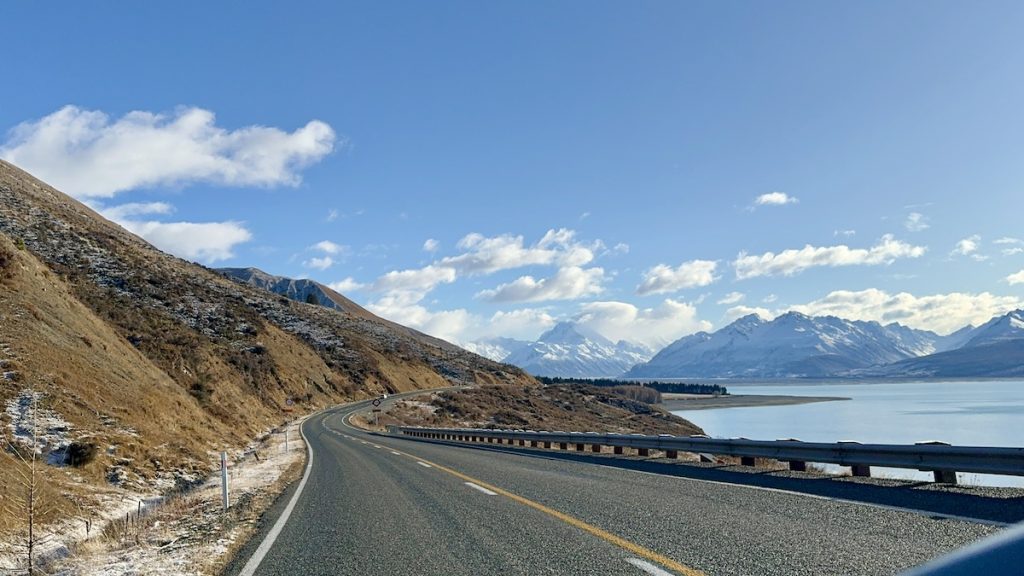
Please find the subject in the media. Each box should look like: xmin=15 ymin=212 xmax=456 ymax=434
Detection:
xmin=395 ymin=426 xmax=1024 ymax=484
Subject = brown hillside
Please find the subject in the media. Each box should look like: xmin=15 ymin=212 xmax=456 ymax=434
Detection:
xmin=0 ymin=159 xmax=532 ymax=538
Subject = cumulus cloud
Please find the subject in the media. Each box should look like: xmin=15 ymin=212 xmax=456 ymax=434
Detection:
xmin=754 ymin=192 xmax=798 ymax=206
xmin=423 ymin=238 xmax=439 ymax=252
xmin=311 ymin=240 xmax=346 ymax=255
xmin=574 ymin=299 xmax=711 ymax=349
xmin=1007 ymin=270 xmax=1024 ymax=285
xmin=717 ymin=291 xmax=745 ymax=305
xmin=440 ymin=228 xmax=597 ymax=275
xmin=476 ymin=267 xmax=605 ymax=303
xmin=327 ymin=277 xmax=365 ymax=293
xmin=952 ymin=235 xmax=980 ymax=256
xmin=98 ymin=202 xmax=251 ymax=263
xmin=0 ymin=105 xmax=336 ymax=198
xmin=733 ymin=234 xmax=926 ymax=279
xmin=303 ymin=256 xmax=334 ymax=270
xmin=366 ymin=296 xmax=472 ymax=344
xmin=487 ymin=309 xmax=558 ymax=340
xmin=787 ymin=288 xmax=1023 ymax=334
xmin=371 ymin=265 xmax=457 ymax=293
xmin=122 ymin=219 xmax=251 ymax=263
xmin=636 ymin=259 xmax=718 ymax=295
xmin=904 ymin=212 xmax=930 ymax=232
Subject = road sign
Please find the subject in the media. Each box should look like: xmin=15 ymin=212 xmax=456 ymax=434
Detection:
xmin=372 ymin=398 xmax=381 ymax=407
xmin=286 ymin=398 xmax=294 ymax=406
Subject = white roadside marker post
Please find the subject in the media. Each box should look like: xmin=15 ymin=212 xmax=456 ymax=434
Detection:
xmin=221 ymin=451 xmax=230 ymax=510
xmin=285 ymin=427 xmax=289 ymax=452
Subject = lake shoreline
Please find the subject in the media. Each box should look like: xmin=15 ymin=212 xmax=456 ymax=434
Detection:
xmin=662 ymin=394 xmax=850 ymax=411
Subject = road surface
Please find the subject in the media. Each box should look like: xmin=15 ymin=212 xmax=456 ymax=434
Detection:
xmin=225 ymin=394 xmax=1021 ymax=576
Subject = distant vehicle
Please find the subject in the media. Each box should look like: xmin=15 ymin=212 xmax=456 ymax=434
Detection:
xmin=381 ymin=393 xmax=388 ymax=399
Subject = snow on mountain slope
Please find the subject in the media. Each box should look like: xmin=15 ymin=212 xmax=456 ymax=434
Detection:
xmin=498 ymin=322 xmax=654 ymax=378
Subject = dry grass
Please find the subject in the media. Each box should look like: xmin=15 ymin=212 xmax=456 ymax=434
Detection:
xmin=385 ymin=384 xmax=704 ymax=436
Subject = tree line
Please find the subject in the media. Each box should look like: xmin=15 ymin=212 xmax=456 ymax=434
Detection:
xmin=537 ymin=376 xmax=728 ymax=395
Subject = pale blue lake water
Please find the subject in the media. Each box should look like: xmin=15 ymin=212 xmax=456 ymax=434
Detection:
xmin=670 ymin=380 xmax=1024 ymax=487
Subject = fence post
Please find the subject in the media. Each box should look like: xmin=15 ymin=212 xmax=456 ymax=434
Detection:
xmin=221 ymin=451 xmax=230 ymax=510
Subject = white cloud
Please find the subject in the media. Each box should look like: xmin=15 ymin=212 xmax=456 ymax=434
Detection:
xmin=366 ymin=296 xmax=472 ymax=344
xmin=724 ymin=305 xmax=773 ymax=323
xmin=487 ymin=309 xmax=557 ymax=340
xmin=787 ymin=288 xmax=1023 ymax=334
xmin=579 ymin=211 xmax=591 ymax=220
xmin=952 ymin=235 xmax=980 ymax=256
xmin=716 ymin=291 xmax=745 ymax=305
xmin=994 ymin=237 xmax=1022 ymax=245
xmin=575 ymin=299 xmax=711 ymax=349
xmin=303 ymin=256 xmax=334 ymax=270
xmin=99 ymin=202 xmax=251 ymax=263
xmin=121 ymin=219 xmax=251 ymax=263
xmin=440 ymin=228 xmax=596 ymax=274
xmin=904 ymin=212 xmax=930 ymax=232
xmin=312 ymin=240 xmax=346 ymax=255
xmin=610 ymin=242 xmax=630 ymax=255
xmin=834 ymin=229 xmax=856 ymax=237
xmin=371 ymin=264 xmax=457 ymax=293
xmin=476 ymin=266 xmax=605 ymax=303
xmin=636 ymin=259 xmax=718 ymax=295
xmin=1004 ymin=248 xmax=1024 ymax=257
xmin=327 ymin=277 xmax=365 ymax=293
xmin=1007 ymin=270 xmax=1024 ymax=285
xmin=326 ymin=208 xmax=339 ymax=222
xmin=0 ymin=105 xmax=336 ymax=198
xmin=754 ymin=192 xmax=798 ymax=206
xmin=762 ymin=294 xmax=778 ymax=303
xmin=423 ymin=238 xmax=439 ymax=253
xmin=100 ymin=201 xmax=174 ymax=221
xmin=996 ymin=237 xmax=1024 ymax=255
xmin=733 ymin=234 xmax=926 ymax=279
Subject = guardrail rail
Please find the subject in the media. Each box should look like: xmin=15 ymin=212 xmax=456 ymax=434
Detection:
xmin=393 ymin=426 xmax=1024 ymax=484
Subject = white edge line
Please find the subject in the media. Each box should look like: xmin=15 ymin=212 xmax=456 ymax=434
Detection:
xmin=391 ymin=451 xmax=401 ymax=455
xmin=626 ymin=557 xmax=675 ymax=576
xmin=417 ymin=461 xmax=432 ymax=468
xmin=237 ymin=415 xmax=316 ymax=576
xmin=464 ymin=481 xmax=497 ymax=495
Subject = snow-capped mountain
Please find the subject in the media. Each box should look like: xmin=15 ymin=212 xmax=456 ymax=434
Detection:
xmin=497 ymin=322 xmax=654 ymax=378
xmin=625 ymin=312 xmax=948 ymax=379
xmin=853 ymin=309 xmax=1024 ymax=378
xmin=461 ymin=337 xmax=531 ymax=363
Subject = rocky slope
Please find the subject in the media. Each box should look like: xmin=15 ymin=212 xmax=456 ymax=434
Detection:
xmin=0 ymin=159 xmax=531 ymax=538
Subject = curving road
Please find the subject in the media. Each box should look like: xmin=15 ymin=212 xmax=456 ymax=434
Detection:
xmin=225 ymin=393 xmax=1021 ymax=576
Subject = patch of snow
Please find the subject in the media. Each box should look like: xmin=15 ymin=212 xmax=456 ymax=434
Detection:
xmin=4 ymin=389 xmax=72 ymax=464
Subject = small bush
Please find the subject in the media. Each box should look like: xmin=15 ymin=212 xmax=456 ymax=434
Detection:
xmin=67 ymin=442 xmax=98 ymax=467
xmin=608 ymin=385 xmax=661 ymax=404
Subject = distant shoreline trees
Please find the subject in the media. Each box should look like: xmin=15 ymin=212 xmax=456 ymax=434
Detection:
xmin=537 ymin=376 xmax=727 ymax=396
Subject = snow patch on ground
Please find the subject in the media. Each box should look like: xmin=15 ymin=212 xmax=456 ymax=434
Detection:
xmin=43 ymin=420 xmax=306 ymax=575
xmin=4 ymin=388 xmax=73 ymax=464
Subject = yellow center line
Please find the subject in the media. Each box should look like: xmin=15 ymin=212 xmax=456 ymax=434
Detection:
xmin=387 ymin=444 xmax=706 ymax=576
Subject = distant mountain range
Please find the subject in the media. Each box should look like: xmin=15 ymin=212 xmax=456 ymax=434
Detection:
xmin=219 ymin=266 xmax=1024 ymax=380
xmin=625 ymin=309 xmax=1024 ymax=379
xmin=467 ymin=322 xmax=654 ymax=378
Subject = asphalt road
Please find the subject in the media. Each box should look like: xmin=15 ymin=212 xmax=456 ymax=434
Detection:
xmin=225 ymin=394 xmax=1021 ymax=576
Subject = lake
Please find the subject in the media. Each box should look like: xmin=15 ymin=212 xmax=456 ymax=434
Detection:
xmin=670 ymin=380 xmax=1024 ymax=487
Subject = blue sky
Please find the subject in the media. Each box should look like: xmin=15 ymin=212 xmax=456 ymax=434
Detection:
xmin=3 ymin=1 xmax=1024 ymax=346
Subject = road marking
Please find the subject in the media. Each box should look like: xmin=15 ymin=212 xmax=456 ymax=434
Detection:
xmin=627 ymin=558 xmax=677 ymax=576
xmin=464 ymin=481 xmax=497 ymax=495
xmin=389 ymin=450 xmax=703 ymax=576
xmin=237 ymin=415 xmax=316 ymax=576
xmin=373 ymin=444 xmax=383 ymax=449
xmin=417 ymin=461 xmax=433 ymax=468
xmin=391 ymin=451 xmax=401 ymax=455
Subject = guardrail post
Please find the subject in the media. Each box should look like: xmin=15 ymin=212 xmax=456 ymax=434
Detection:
xmin=740 ymin=456 xmax=756 ymax=466
xmin=789 ymin=461 xmax=807 ymax=472
xmin=591 ymin=444 xmax=602 ymax=453
xmin=637 ymin=448 xmax=650 ymax=456
xmin=933 ymin=470 xmax=958 ymax=484
xmin=530 ymin=440 xmax=540 ymax=447
xmin=543 ymin=441 xmax=551 ymax=448
xmin=518 ymin=439 xmax=526 ymax=446
xmin=665 ymin=450 xmax=678 ymax=459
xmin=575 ymin=443 xmax=586 ymax=451
xmin=851 ymin=465 xmax=871 ymax=477
xmin=613 ymin=446 xmax=624 ymax=455
xmin=559 ymin=442 xmax=568 ymax=450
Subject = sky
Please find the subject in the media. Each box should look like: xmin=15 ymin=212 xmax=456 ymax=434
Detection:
xmin=2 ymin=1 xmax=1024 ymax=348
